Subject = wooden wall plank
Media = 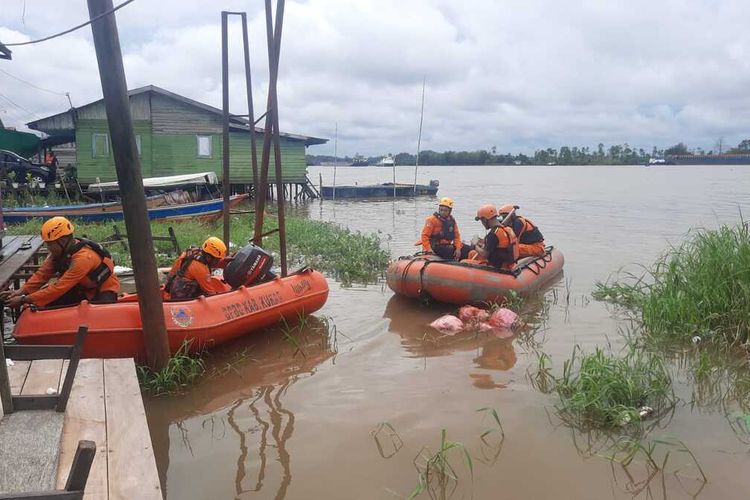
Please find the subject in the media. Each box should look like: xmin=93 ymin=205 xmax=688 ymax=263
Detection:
xmin=56 ymin=359 xmax=108 ymax=500
xmin=104 ymin=358 xmax=162 ymax=500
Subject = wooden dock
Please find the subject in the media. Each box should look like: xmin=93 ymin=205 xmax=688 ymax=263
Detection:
xmin=1 ymin=358 xmax=162 ymax=499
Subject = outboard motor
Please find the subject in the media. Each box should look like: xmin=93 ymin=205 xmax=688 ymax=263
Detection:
xmin=223 ymin=243 xmax=274 ymax=288
xmin=429 ymin=179 xmax=439 ymax=187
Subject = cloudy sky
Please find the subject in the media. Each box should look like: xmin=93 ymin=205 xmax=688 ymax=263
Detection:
xmin=1 ymin=0 xmax=749 ymax=156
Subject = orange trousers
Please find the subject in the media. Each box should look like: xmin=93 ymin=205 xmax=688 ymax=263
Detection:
xmin=518 ymin=241 xmax=545 ymax=258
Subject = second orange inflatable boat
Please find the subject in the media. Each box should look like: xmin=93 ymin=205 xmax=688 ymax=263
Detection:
xmin=12 ymin=268 xmax=329 ymax=360
xmin=386 ymin=247 xmax=564 ymax=305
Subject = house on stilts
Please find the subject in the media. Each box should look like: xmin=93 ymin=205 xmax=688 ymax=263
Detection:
xmin=26 ymin=85 xmax=327 ymax=199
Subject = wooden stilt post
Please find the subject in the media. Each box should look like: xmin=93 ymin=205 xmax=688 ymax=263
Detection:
xmin=221 ymin=11 xmax=231 ymax=247
xmin=87 ymin=0 xmax=170 ymax=370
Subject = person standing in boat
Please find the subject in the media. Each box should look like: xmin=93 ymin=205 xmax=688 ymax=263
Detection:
xmin=497 ymin=204 xmax=546 ymax=258
xmin=164 ymin=237 xmax=230 ymax=300
xmin=1 ymin=216 xmax=119 ymax=308
xmin=475 ymin=204 xmax=519 ymax=271
xmin=420 ymin=197 xmax=468 ymax=260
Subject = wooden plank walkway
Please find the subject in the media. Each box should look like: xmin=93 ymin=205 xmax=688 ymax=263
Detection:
xmin=1 ymin=358 xmax=162 ymax=499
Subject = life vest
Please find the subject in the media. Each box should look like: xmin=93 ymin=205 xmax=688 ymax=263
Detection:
xmin=487 ymin=226 xmax=519 ymax=269
xmin=429 ymin=213 xmax=456 ymax=247
xmin=511 ymin=216 xmax=544 ymax=245
xmin=165 ymin=249 xmax=208 ymax=300
xmin=54 ymin=238 xmax=114 ymax=290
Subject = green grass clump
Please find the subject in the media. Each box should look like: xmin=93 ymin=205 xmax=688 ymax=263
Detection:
xmin=547 ymin=345 xmax=675 ymax=430
xmin=594 ymin=223 xmax=750 ymax=346
xmin=136 ymin=342 xmax=205 ymax=396
xmin=6 ymin=209 xmax=389 ymax=285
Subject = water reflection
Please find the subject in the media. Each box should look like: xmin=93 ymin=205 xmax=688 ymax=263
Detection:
xmin=383 ymin=288 xmax=558 ymax=390
xmin=147 ymin=317 xmax=336 ymax=499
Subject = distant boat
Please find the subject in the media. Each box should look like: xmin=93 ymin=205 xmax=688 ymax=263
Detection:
xmin=665 ymin=154 xmax=750 ymax=165
xmin=378 ymin=154 xmax=396 ymax=167
xmin=646 ymin=158 xmax=672 ymax=166
xmin=320 ymin=181 xmax=438 ymax=199
xmin=351 ymin=155 xmax=369 ymax=167
xmin=2 ymin=194 xmax=249 ymax=224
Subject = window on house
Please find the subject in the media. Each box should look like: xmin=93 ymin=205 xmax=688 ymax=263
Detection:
xmin=92 ymin=133 xmax=109 ymax=158
xmin=135 ymin=135 xmax=142 ymax=157
xmin=197 ymin=135 xmax=212 ymax=158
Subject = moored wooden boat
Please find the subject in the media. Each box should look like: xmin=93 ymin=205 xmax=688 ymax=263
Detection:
xmin=2 ymin=194 xmax=248 ymax=224
xmin=320 ymin=182 xmax=438 ymax=199
xmin=12 ymin=268 xmax=329 ymax=360
xmin=386 ymin=247 xmax=564 ymax=305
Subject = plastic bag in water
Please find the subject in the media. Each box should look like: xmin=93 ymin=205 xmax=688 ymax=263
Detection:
xmin=429 ymin=315 xmax=464 ymax=335
xmin=458 ymin=305 xmax=490 ymax=323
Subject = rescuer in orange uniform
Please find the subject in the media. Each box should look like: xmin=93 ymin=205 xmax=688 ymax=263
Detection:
xmin=420 ymin=197 xmax=467 ymax=260
xmin=164 ymin=236 xmax=230 ymax=300
xmin=475 ymin=204 xmax=519 ymax=270
xmin=497 ymin=204 xmax=546 ymax=258
xmin=0 ymin=216 xmax=119 ymax=308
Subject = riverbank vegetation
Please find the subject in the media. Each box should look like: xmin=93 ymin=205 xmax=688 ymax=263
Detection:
xmin=534 ymin=344 xmax=675 ymax=430
xmin=594 ymin=223 xmax=750 ymax=347
xmin=307 ymin=138 xmax=750 ymax=166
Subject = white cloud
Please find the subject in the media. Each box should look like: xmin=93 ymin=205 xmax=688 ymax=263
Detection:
xmin=1 ymin=0 xmax=750 ymax=155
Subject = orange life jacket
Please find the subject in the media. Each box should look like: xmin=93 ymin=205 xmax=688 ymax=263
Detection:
xmin=511 ymin=216 xmax=544 ymax=245
xmin=487 ymin=226 xmax=519 ymax=269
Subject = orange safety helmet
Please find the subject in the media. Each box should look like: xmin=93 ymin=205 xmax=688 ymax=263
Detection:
xmin=41 ymin=216 xmax=74 ymax=242
xmin=439 ymin=197 xmax=454 ymax=209
xmin=475 ymin=204 xmax=498 ymax=221
xmin=201 ymin=237 xmax=227 ymax=259
xmin=497 ymin=204 xmax=516 ymax=215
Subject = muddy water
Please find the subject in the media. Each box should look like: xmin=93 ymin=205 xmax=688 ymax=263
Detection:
xmin=146 ymin=165 xmax=750 ymax=499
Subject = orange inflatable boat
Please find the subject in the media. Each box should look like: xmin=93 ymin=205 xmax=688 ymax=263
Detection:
xmin=386 ymin=247 xmax=564 ymax=305
xmin=12 ymin=268 xmax=329 ymax=360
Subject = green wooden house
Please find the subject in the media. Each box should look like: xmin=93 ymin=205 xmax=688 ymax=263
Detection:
xmin=26 ymin=85 xmax=327 ymax=191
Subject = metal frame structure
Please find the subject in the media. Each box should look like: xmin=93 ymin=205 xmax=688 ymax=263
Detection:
xmin=223 ymin=0 xmax=289 ymax=277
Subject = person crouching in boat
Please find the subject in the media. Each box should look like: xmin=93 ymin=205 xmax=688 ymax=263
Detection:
xmin=475 ymin=204 xmax=519 ymax=271
xmin=420 ymin=197 xmax=468 ymax=260
xmin=164 ymin=237 xmax=231 ymax=300
xmin=498 ymin=204 xmax=546 ymax=258
xmin=0 ymin=216 xmax=119 ymax=308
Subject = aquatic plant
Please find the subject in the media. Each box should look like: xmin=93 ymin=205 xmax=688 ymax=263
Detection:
xmin=410 ymin=429 xmax=474 ymax=500
xmin=370 ymin=422 xmax=403 ymax=459
xmin=136 ymin=341 xmax=205 ymax=396
xmin=543 ymin=344 xmax=675 ymax=430
xmin=594 ymin=223 xmax=750 ymax=346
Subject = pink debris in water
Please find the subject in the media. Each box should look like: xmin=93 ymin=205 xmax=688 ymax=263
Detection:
xmin=429 ymin=314 xmax=465 ymax=335
xmin=458 ymin=305 xmax=490 ymax=323
xmin=488 ymin=308 xmax=519 ymax=329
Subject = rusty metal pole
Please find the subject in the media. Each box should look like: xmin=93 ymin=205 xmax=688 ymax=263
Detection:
xmin=87 ymin=0 xmax=169 ymax=370
xmin=240 ymin=13 xmax=260 ymax=211
xmin=252 ymin=0 xmax=276 ymax=245
xmin=221 ymin=11 xmax=231 ymax=247
xmin=267 ymin=0 xmax=287 ymax=276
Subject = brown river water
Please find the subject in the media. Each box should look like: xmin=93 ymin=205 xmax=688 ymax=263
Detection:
xmin=146 ymin=165 xmax=750 ymax=499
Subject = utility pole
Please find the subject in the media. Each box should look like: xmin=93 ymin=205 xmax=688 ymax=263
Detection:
xmin=87 ymin=0 xmax=170 ymax=370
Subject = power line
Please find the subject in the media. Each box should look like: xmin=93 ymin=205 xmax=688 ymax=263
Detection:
xmin=0 ymin=68 xmax=67 ymax=96
xmin=4 ymin=0 xmax=137 ymax=47
xmin=0 ymin=92 xmax=40 ymax=119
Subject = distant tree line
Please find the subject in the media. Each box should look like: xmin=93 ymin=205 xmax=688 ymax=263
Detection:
xmin=307 ymin=139 xmax=750 ymax=166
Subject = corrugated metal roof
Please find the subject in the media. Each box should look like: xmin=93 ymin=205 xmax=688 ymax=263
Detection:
xmin=27 ymin=85 xmax=328 ymax=146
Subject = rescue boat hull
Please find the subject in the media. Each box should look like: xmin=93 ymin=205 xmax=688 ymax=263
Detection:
xmin=386 ymin=248 xmax=564 ymax=305
xmin=12 ymin=269 xmax=329 ymax=360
